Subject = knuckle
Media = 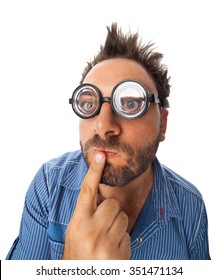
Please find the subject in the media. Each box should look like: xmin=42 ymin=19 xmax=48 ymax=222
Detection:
xmin=108 ymin=197 xmax=120 ymax=208
xmin=80 ymin=180 xmax=94 ymax=197
xmin=118 ymin=211 xmax=128 ymax=223
xmin=104 ymin=197 xmax=120 ymax=213
xmin=124 ymin=232 xmax=131 ymax=244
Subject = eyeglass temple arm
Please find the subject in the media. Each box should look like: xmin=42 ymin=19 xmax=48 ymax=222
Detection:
xmin=148 ymin=93 xmax=161 ymax=104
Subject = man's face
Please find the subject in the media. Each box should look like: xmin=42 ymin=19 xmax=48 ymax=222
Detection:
xmin=79 ymin=58 xmax=168 ymax=186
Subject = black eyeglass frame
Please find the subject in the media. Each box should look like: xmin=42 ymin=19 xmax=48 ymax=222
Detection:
xmin=69 ymin=79 xmax=161 ymax=120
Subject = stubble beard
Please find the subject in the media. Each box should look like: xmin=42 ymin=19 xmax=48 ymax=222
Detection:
xmin=80 ymin=128 xmax=161 ymax=187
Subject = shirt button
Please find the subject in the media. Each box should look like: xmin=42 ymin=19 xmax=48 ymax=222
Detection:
xmin=136 ymin=236 xmax=143 ymax=244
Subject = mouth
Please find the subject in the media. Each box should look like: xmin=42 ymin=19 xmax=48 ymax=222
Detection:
xmin=93 ymin=148 xmax=118 ymax=157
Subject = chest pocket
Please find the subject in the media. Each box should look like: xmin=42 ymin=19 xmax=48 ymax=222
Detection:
xmin=48 ymin=221 xmax=66 ymax=259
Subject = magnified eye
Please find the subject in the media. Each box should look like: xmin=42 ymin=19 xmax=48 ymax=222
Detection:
xmin=76 ymin=90 xmax=98 ymax=114
xmin=71 ymin=83 xmax=101 ymax=119
xmin=111 ymin=80 xmax=148 ymax=119
xmin=121 ymin=97 xmax=143 ymax=112
xmin=79 ymin=95 xmax=95 ymax=112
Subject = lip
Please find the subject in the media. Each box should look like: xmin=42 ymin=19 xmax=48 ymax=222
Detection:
xmin=93 ymin=148 xmax=118 ymax=156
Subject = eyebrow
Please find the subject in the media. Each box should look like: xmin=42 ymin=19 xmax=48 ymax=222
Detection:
xmin=80 ymin=89 xmax=96 ymax=96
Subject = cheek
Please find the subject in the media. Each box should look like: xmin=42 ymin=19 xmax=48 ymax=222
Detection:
xmin=79 ymin=120 xmax=92 ymax=144
xmin=123 ymin=117 xmax=161 ymax=145
xmin=125 ymin=128 xmax=154 ymax=147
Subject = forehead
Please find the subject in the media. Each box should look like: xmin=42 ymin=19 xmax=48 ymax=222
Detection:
xmin=83 ymin=58 xmax=157 ymax=94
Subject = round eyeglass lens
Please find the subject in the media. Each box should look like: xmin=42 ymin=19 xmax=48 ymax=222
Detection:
xmin=112 ymin=81 xmax=147 ymax=119
xmin=73 ymin=85 xmax=100 ymax=118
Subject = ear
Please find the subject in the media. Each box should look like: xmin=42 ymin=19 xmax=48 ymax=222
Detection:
xmin=160 ymin=109 xmax=168 ymax=142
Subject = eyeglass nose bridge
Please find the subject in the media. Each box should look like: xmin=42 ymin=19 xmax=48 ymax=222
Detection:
xmin=98 ymin=96 xmax=113 ymax=114
xmin=101 ymin=97 xmax=111 ymax=104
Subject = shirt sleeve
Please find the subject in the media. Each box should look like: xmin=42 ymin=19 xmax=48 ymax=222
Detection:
xmin=6 ymin=164 xmax=51 ymax=260
xmin=189 ymin=203 xmax=211 ymax=260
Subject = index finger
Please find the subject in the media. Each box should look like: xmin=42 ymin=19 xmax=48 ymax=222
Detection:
xmin=75 ymin=152 xmax=106 ymax=215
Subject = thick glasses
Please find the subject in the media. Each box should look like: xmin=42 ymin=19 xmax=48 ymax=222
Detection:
xmin=69 ymin=79 xmax=161 ymax=120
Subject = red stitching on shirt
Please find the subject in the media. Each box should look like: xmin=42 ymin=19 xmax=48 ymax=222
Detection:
xmin=160 ymin=208 xmax=164 ymax=219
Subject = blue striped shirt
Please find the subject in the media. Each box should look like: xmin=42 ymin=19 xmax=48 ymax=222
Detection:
xmin=6 ymin=150 xmax=210 ymax=260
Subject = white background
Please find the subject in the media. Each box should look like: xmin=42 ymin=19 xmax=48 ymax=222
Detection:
xmin=0 ymin=0 xmax=217 ymax=263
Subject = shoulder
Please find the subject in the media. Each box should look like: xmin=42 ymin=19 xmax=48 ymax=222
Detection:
xmin=158 ymin=161 xmax=206 ymax=223
xmin=162 ymin=164 xmax=203 ymax=199
xmin=154 ymin=158 xmax=206 ymax=220
xmin=42 ymin=150 xmax=87 ymax=192
xmin=44 ymin=150 xmax=84 ymax=171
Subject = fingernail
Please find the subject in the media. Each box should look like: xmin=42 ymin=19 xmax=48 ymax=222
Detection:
xmin=95 ymin=153 xmax=104 ymax=163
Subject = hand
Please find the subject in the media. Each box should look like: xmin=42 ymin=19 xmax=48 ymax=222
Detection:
xmin=62 ymin=152 xmax=131 ymax=260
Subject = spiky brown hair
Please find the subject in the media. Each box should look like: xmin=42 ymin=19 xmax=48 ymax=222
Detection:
xmin=80 ymin=23 xmax=170 ymax=108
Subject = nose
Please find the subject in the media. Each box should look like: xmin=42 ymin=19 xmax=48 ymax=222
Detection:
xmin=92 ymin=102 xmax=121 ymax=138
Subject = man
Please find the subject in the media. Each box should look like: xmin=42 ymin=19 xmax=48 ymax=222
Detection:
xmin=6 ymin=23 xmax=210 ymax=260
